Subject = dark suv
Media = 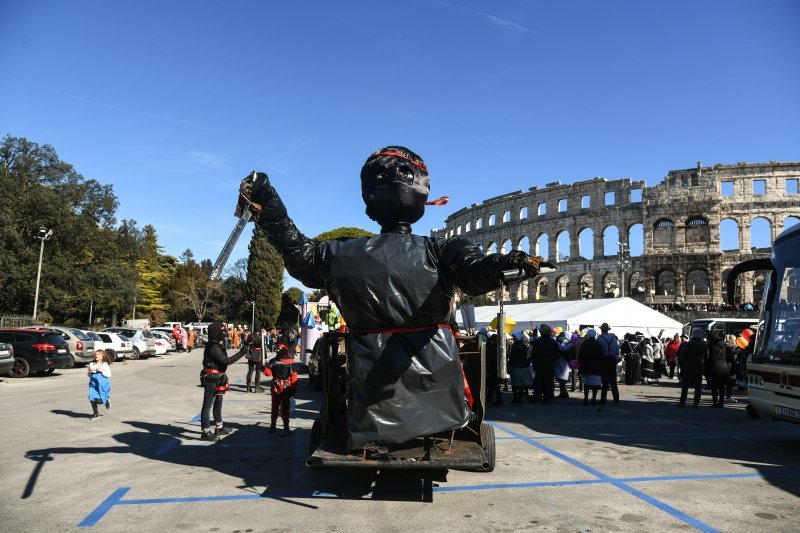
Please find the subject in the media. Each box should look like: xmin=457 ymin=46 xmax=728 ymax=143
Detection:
xmin=0 ymin=329 xmax=73 ymax=377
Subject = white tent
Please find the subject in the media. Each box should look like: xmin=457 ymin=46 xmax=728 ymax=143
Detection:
xmin=459 ymin=298 xmax=683 ymax=339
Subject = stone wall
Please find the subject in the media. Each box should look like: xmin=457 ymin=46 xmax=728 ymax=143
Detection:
xmin=432 ymin=161 xmax=800 ymax=304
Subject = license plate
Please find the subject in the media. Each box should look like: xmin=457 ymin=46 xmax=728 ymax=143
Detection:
xmin=775 ymin=406 xmax=800 ymax=420
xmin=87 ymin=348 xmax=93 ymax=352
xmin=58 ymin=349 xmax=67 ymax=353
xmin=0 ymin=350 xmax=8 ymax=356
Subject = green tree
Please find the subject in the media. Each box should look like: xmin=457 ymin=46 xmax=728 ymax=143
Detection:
xmin=246 ymin=227 xmax=283 ymax=328
xmin=314 ymin=227 xmax=374 ymax=241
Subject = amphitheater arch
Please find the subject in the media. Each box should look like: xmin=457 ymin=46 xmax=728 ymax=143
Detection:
xmin=603 ymin=225 xmax=620 ymax=257
xmin=720 ymin=268 xmax=732 ymax=301
xmin=556 ymin=230 xmax=571 ymax=262
xmin=602 ymin=271 xmax=619 ymax=297
xmin=628 ymin=270 xmax=646 ymax=296
xmin=719 ymin=218 xmax=739 ymax=251
xmin=653 ymin=218 xmax=676 ymax=246
xmin=556 ymin=275 xmax=570 ymax=300
xmin=685 ymin=216 xmax=710 ymax=244
xmin=535 ymin=233 xmax=549 ymax=260
xmin=784 ymin=216 xmax=800 ymax=233
xmin=516 ymin=235 xmax=531 ymax=253
xmin=500 ymin=239 xmax=512 ymax=254
xmin=578 ymin=227 xmax=594 ymax=260
xmin=579 ymin=273 xmax=594 ymax=299
xmin=486 ymin=241 xmax=497 ymax=254
xmin=754 ymin=271 xmax=767 ymax=303
xmin=628 ymin=224 xmax=644 ymax=256
xmin=515 ymin=279 xmax=529 ymax=301
xmin=656 ymin=270 xmax=677 ymax=296
xmin=535 ymin=277 xmax=549 ymax=301
xmin=686 ymin=269 xmax=711 ymax=295
xmin=750 ymin=217 xmax=772 ymax=249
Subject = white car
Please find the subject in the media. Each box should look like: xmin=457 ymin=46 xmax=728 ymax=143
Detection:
xmin=150 ymin=330 xmax=177 ymax=352
xmin=151 ymin=336 xmax=169 ymax=355
xmin=102 ymin=327 xmax=157 ymax=360
xmin=85 ymin=331 xmax=133 ymax=361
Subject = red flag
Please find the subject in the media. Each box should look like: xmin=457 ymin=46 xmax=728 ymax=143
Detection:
xmin=425 ymin=196 xmax=450 ymax=206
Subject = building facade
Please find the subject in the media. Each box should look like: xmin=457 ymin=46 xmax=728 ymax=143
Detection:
xmin=432 ymin=161 xmax=800 ymax=305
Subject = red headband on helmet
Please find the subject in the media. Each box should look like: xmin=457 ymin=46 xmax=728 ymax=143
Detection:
xmin=368 ymin=150 xmax=428 ymax=174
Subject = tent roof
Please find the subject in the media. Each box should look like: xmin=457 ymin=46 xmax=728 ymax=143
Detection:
xmin=461 ymin=297 xmax=683 ymax=337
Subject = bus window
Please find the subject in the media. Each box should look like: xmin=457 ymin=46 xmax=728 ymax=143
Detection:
xmin=758 ymin=267 xmax=800 ymax=364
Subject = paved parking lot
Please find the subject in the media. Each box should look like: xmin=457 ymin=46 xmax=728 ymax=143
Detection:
xmin=2 ymin=350 xmax=799 ymax=532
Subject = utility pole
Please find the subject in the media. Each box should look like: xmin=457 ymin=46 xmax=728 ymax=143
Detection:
xmin=618 ymin=242 xmax=630 ymax=298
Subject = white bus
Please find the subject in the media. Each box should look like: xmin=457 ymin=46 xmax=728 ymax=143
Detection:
xmin=728 ymin=223 xmax=800 ymax=424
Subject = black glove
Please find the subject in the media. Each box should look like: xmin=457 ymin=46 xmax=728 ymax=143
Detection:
xmin=244 ymin=171 xmax=288 ymax=220
xmin=495 ymin=251 xmax=553 ymax=279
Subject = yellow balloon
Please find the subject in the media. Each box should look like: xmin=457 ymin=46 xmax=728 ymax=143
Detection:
xmin=736 ymin=336 xmax=749 ymax=349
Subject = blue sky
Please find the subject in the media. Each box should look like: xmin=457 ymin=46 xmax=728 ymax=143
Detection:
xmin=2 ymin=0 xmax=798 ymax=290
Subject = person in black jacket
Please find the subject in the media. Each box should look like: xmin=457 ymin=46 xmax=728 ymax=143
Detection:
xmin=677 ymin=327 xmax=708 ymax=408
xmin=706 ymin=329 xmax=729 ymax=408
xmin=199 ymin=321 xmax=247 ymax=441
xmin=578 ymin=329 xmax=604 ymax=405
xmin=531 ymin=324 xmax=560 ymax=404
xmin=508 ymin=332 xmax=533 ymax=403
xmin=247 ymin=147 xmax=553 ymax=447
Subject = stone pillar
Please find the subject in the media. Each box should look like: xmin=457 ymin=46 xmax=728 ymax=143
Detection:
xmin=740 ymin=217 xmax=751 ymax=252
xmin=593 ymin=231 xmax=604 ymax=259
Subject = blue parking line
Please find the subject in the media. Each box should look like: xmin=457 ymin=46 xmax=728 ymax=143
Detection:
xmin=77 ymin=487 xmax=131 ymax=528
xmin=120 ymin=493 xmax=265 ymax=505
xmin=490 ymin=422 xmax=721 ymax=533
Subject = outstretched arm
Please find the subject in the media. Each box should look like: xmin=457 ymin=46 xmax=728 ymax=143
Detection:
xmin=248 ymin=172 xmax=325 ymax=288
xmin=438 ymin=236 xmax=554 ymax=296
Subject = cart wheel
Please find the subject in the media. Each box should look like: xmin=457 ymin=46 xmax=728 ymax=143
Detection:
xmin=480 ymin=422 xmax=496 ymax=472
xmin=309 ymin=418 xmax=322 ymax=456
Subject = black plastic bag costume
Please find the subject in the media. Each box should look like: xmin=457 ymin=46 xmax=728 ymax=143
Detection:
xmin=250 ymin=146 xmax=543 ymax=448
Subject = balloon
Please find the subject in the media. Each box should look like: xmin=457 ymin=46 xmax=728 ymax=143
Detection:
xmin=736 ymin=336 xmax=749 ymax=349
xmin=741 ymin=328 xmax=753 ymax=341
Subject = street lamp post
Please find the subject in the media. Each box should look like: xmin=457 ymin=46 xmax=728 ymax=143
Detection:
xmin=32 ymin=227 xmax=53 ymax=323
xmin=250 ymin=301 xmax=256 ymax=332
xmin=618 ymin=242 xmax=630 ymax=298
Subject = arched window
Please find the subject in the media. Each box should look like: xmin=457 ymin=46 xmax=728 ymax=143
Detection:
xmin=720 ymin=218 xmax=739 ymax=251
xmin=686 ymin=269 xmax=710 ymax=295
xmin=685 ymin=216 xmax=710 ymax=244
xmin=653 ymin=218 xmax=676 ymax=246
xmin=516 ymin=236 xmax=530 ymax=253
xmin=656 ymin=270 xmax=677 ymax=296
xmin=603 ymin=225 xmax=620 ymax=257
xmin=500 ymin=239 xmax=512 ymax=254
xmin=556 ymin=231 xmax=570 ymax=262
xmin=578 ymin=228 xmax=594 ymax=260
xmin=628 ymin=224 xmax=644 ymax=256
xmin=784 ymin=216 xmax=800 ymax=232
xmin=486 ymin=241 xmax=497 ymax=254
xmin=536 ymin=234 xmax=549 ymax=260
xmin=750 ymin=217 xmax=771 ymax=249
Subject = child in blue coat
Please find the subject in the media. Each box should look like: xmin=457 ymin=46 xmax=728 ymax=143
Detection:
xmin=88 ymin=350 xmax=112 ymax=420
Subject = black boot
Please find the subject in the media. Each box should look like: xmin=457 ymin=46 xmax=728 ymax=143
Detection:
xmin=268 ymin=420 xmax=277 ymax=433
xmin=282 ymin=420 xmax=291 ymax=436
xmin=246 ymin=382 xmax=252 ymax=393
xmin=201 ymin=430 xmax=219 ymax=441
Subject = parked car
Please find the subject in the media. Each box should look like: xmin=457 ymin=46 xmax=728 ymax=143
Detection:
xmin=0 ymin=341 xmax=15 ymax=375
xmin=150 ymin=330 xmax=177 ymax=352
xmin=0 ymin=328 xmax=73 ymax=377
xmin=36 ymin=326 xmax=96 ymax=367
xmin=102 ymin=327 xmax=156 ymax=360
xmin=151 ymin=336 xmax=169 ymax=355
xmin=85 ymin=331 xmax=133 ymax=362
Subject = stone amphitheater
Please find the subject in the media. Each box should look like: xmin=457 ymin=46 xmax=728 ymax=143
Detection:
xmin=432 ymin=161 xmax=800 ymax=305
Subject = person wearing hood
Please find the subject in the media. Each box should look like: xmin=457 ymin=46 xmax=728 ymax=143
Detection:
xmin=247 ymin=147 xmax=553 ymax=447
xmin=508 ymin=331 xmax=533 ymax=403
xmin=578 ymin=329 xmax=604 ymax=405
xmin=705 ymin=329 xmax=729 ymax=408
xmin=199 ymin=321 xmax=247 ymax=441
xmin=530 ymin=324 xmax=560 ymax=404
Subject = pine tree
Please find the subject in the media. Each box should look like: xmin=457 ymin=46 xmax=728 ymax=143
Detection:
xmin=246 ymin=226 xmax=283 ymax=328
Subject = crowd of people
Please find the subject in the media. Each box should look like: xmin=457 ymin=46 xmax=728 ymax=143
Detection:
xmin=648 ymin=302 xmax=757 ymax=313
xmin=480 ymin=322 xmax=753 ymax=409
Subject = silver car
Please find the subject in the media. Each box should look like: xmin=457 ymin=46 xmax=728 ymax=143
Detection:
xmin=38 ymin=326 xmax=95 ymax=366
